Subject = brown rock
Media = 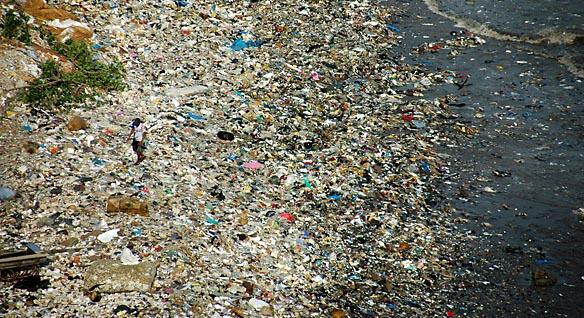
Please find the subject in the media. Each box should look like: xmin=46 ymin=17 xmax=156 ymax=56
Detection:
xmin=23 ymin=141 xmax=39 ymax=154
xmin=242 ymin=281 xmax=255 ymax=295
xmin=229 ymin=306 xmax=246 ymax=318
xmin=61 ymin=237 xmax=79 ymax=247
xmin=85 ymin=290 xmax=101 ymax=302
xmin=331 ymin=309 xmax=347 ymax=318
xmin=398 ymin=242 xmax=410 ymax=251
xmin=68 ymin=26 xmax=93 ymax=42
xmin=260 ymin=305 xmax=274 ymax=316
xmin=106 ymin=195 xmax=149 ymax=216
xmin=239 ymin=210 xmax=249 ymax=225
xmin=169 ymin=291 xmax=186 ymax=306
xmin=532 ymin=269 xmax=557 ymax=287
xmin=384 ymin=280 xmax=393 ymax=292
xmin=22 ymin=0 xmax=76 ymax=21
xmin=67 ymin=115 xmax=88 ymax=131
xmin=73 ymin=184 xmax=85 ymax=192
xmin=22 ymin=0 xmax=93 ymax=42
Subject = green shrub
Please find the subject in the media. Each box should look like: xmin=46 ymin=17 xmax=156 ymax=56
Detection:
xmin=1 ymin=9 xmax=32 ymax=45
xmin=2 ymin=8 xmax=125 ymax=110
xmin=21 ymin=39 xmax=125 ymax=110
xmin=19 ymin=59 xmax=78 ymax=107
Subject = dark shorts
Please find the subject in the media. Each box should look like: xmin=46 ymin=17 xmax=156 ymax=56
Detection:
xmin=132 ymin=139 xmax=145 ymax=153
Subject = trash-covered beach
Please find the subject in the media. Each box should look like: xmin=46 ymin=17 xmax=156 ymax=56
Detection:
xmin=1 ymin=0 xmax=583 ymax=317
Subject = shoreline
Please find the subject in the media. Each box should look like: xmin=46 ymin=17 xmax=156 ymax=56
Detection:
xmin=391 ymin=0 xmax=584 ymax=316
xmin=423 ymin=0 xmax=584 ymax=78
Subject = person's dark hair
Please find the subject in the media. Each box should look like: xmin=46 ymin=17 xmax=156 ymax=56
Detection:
xmin=132 ymin=118 xmax=142 ymax=127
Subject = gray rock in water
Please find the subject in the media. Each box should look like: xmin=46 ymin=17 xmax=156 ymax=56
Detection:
xmin=165 ymin=85 xmax=209 ymax=97
xmin=84 ymin=260 xmax=157 ymax=293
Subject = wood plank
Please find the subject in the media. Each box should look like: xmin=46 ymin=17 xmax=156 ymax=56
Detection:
xmin=0 ymin=253 xmax=48 ymax=270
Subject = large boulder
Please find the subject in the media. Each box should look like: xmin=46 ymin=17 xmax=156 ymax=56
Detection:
xmin=21 ymin=0 xmax=93 ymax=42
xmin=84 ymin=260 xmax=157 ymax=293
xmin=0 ymin=44 xmax=40 ymax=92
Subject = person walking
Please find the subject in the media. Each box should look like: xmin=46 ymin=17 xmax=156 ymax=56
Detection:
xmin=127 ymin=118 xmax=147 ymax=164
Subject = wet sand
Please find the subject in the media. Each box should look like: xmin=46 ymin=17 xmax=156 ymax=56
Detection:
xmin=387 ymin=0 xmax=584 ymax=316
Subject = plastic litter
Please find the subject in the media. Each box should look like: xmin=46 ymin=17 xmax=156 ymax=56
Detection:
xmin=248 ymin=298 xmax=270 ymax=311
xmin=97 ymin=229 xmax=119 ymax=243
xmin=242 ymin=160 xmax=263 ymax=170
xmin=120 ymin=248 xmax=140 ymax=265
xmin=0 ymin=187 xmax=16 ymax=200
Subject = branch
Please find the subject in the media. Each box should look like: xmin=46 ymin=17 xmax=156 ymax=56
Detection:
xmin=1 ymin=77 xmax=64 ymax=93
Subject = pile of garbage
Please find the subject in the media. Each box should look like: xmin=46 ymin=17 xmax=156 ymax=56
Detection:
xmin=1 ymin=0 xmax=474 ymax=316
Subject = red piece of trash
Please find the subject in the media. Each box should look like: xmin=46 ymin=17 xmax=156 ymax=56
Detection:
xmin=279 ymin=212 xmax=294 ymax=222
xmin=446 ymin=311 xmax=455 ymax=317
xmin=402 ymin=114 xmax=414 ymax=122
xmin=429 ymin=43 xmax=443 ymax=51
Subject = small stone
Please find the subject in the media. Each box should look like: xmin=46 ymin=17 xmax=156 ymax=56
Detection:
xmin=0 ymin=187 xmax=16 ymax=201
xmin=37 ymin=216 xmax=55 ymax=227
xmin=260 ymin=305 xmax=274 ymax=316
xmin=79 ymin=176 xmax=93 ymax=183
xmin=22 ymin=141 xmax=39 ymax=154
xmin=332 ymin=309 xmax=347 ymax=318
xmin=229 ymin=306 xmax=246 ymax=318
xmin=67 ymin=115 xmax=89 ymax=132
xmin=532 ymin=269 xmax=557 ymax=287
xmin=268 ymin=175 xmax=281 ymax=185
xmin=113 ymin=304 xmax=137 ymax=315
xmin=61 ymin=237 xmax=79 ymax=247
xmin=398 ymin=242 xmax=410 ymax=251
xmin=85 ymin=290 xmax=101 ymax=302
xmin=239 ymin=210 xmax=249 ymax=226
xmin=483 ymin=186 xmax=496 ymax=193
xmin=384 ymin=280 xmax=393 ymax=292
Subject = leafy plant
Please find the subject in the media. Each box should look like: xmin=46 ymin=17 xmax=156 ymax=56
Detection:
xmin=19 ymin=59 xmax=77 ymax=107
xmin=20 ymin=38 xmax=125 ymax=110
xmin=2 ymin=7 xmax=126 ymax=110
xmin=1 ymin=9 xmax=32 ymax=45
